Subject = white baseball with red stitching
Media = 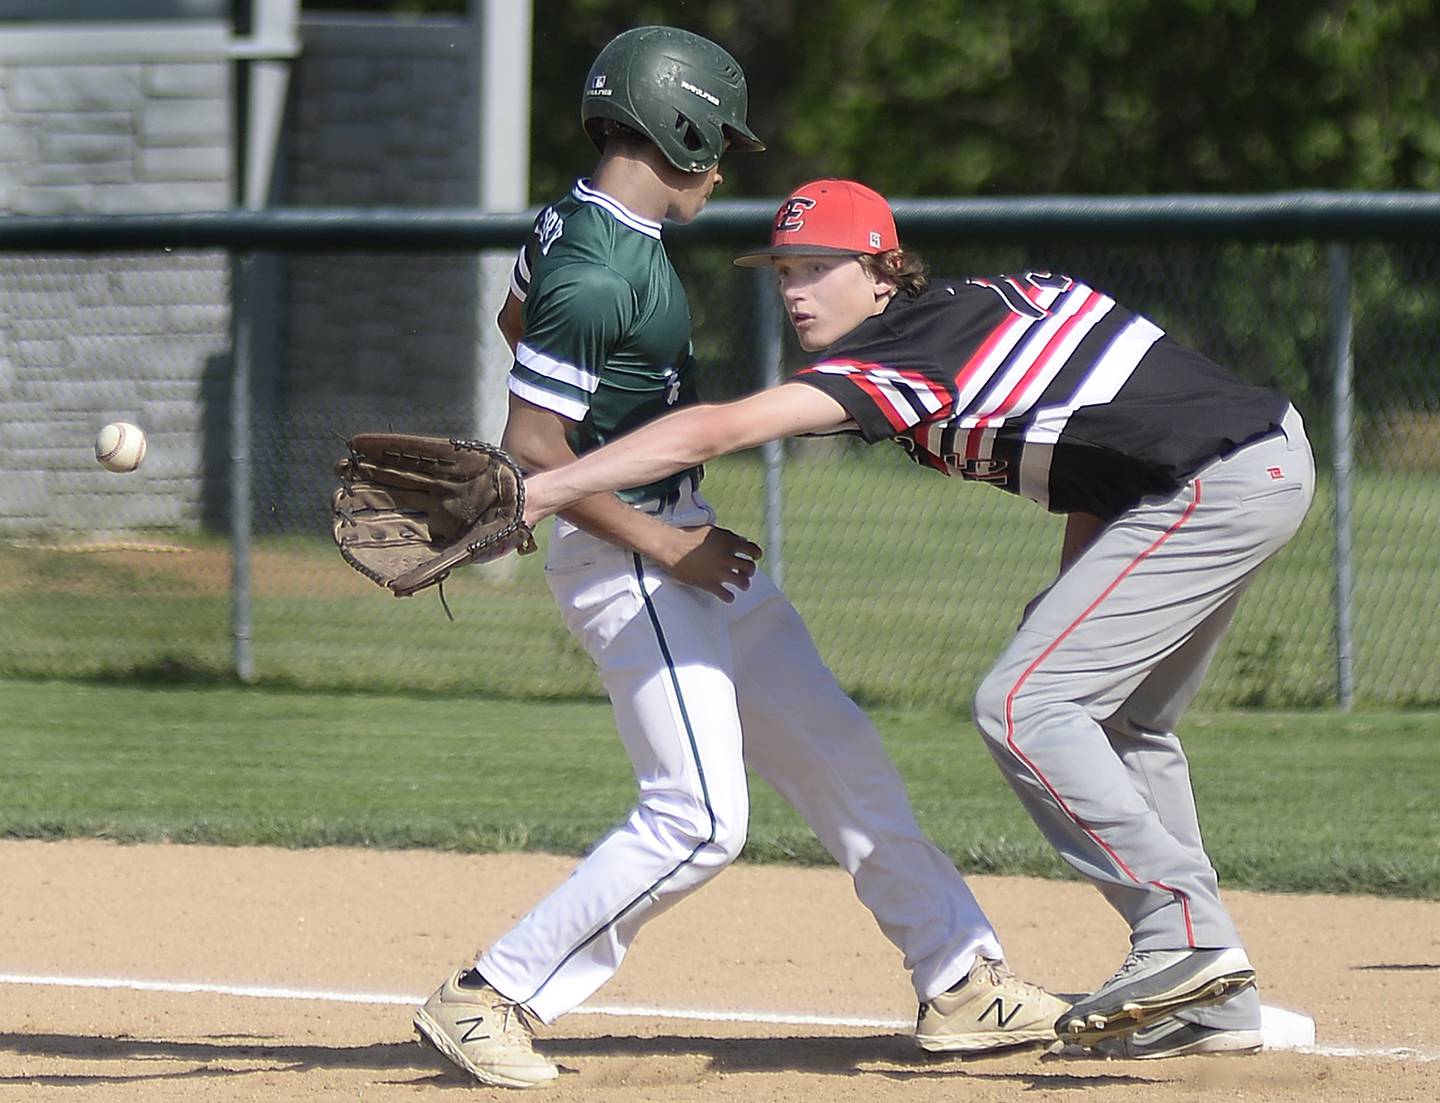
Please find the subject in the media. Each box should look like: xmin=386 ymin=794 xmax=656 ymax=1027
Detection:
xmin=95 ymin=422 xmax=147 ymax=473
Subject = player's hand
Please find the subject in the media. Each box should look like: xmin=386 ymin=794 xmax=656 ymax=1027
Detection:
xmin=660 ymin=525 xmax=762 ymax=602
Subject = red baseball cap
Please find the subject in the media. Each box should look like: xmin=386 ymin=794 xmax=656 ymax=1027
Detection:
xmin=733 ymin=179 xmax=899 ymax=267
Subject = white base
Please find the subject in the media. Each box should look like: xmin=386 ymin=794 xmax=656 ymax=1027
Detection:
xmin=1261 ymin=1003 xmax=1316 ymax=1050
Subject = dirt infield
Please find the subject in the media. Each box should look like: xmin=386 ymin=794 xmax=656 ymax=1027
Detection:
xmin=1 ymin=841 xmax=1436 ymax=1101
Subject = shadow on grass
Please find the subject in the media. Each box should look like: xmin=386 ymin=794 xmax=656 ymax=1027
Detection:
xmin=92 ymin=654 xmax=239 ymax=686
xmin=0 ymin=664 xmax=605 ymax=704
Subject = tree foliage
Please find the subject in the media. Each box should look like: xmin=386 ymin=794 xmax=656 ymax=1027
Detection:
xmin=526 ymin=0 xmax=1439 ymax=200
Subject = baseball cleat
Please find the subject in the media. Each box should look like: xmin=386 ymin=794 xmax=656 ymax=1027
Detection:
xmin=413 ymin=969 xmax=558 ymax=1089
xmin=1090 ymin=1016 xmax=1263 ymax=1059
xmin=1055 ymin=947 xmax=1256 ymax=1046
xmin=915 ymin=957 xmax=1070 ymax=1054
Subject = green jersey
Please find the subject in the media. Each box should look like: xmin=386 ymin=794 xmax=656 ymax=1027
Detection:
xmin=508 ymin=179 xmax=701 ymax=502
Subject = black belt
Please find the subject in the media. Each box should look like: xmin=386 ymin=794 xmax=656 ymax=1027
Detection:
xmin=1216 ymin=419 xmax=1286 ymax=461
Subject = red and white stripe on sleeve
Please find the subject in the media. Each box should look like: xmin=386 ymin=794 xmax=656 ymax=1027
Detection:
xmin=800 ymin=360 xmax=952 ymax=433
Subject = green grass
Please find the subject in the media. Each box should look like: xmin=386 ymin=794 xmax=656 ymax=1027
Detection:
xmin=2 ymin=677 xmax=1436 ymax=899
xmin=2 ymin=451 xmax=1437 ymax=707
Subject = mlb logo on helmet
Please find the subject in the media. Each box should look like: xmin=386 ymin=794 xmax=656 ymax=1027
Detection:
xmin=735 ymin=179 xmax=898 ymax=267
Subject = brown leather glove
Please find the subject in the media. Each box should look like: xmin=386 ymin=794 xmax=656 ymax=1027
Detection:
xmin=332 ymin=433 xmax=536 ymax=599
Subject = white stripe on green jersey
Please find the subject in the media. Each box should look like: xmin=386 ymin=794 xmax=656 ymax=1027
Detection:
xmin=507 ymin=179 xmax=701 ymax=502
xmin=511 ymin=342 xmax=599 ymax=422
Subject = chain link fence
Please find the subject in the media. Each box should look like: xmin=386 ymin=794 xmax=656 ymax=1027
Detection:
xmin=1 ymin=210 xmax=1437 ymax=711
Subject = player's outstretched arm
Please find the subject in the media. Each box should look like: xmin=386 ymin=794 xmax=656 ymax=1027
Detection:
xmin=504 ymin=392 xmax=762 ymax=601
xmin=524 ymin=382 xmax=848 ymax=526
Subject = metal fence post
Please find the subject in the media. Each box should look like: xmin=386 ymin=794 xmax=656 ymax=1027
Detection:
xmin=229 ymin=0 xmax=297 ymax=685
xmin=754 ymin=267 xmax=785 ymax=586
xmin=230 ymin=252 xmax=256 ymax=683
xmin=1327 ymin=243 xmax=1355 ymax=710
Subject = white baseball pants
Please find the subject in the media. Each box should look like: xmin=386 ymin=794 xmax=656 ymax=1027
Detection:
xmin=478 ymin=487 xmax=1002 ymax=1022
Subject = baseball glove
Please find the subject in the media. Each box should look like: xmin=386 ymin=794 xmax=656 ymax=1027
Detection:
xmin=331 ymin=433 xmax=536 ymax=603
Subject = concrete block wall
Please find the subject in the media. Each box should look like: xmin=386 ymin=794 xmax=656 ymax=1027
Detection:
xmin=267 ymin=17 xmax=484 ymax=534
xmin=0 ymin=15 xmax=489 ymax=537
xmin=280 ymin=19 xmax=479 ymax=414
xmin=0 ymin=23 xmax=234 ymax=534
xmin=1 ymin=253 xmax=231 ymax=532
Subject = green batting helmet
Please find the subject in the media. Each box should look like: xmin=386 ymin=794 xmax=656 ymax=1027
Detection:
xmin=581 ymin=26 xmax=765 ymax=173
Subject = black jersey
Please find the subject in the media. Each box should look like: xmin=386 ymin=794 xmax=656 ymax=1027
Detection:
xmin=792 ymin=273 xmax=1290 ymax=517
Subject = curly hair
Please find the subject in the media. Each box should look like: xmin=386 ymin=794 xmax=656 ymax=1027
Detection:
xmin=859 ymin=247 xmax=930 ymax=297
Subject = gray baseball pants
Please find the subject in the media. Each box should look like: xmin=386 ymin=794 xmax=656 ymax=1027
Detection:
xmin=972 ymin=405 xmax=1313 ymax=1029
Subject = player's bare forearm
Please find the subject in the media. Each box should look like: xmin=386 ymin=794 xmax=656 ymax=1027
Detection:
xmin=537 ymin=485 xmax=758 ymax=603
xmin=554 ymin=490 xmax=687 ymax=567
xmin=503 ymin=394 xmax=759 ymax=600
xmin=523 ymin=410 xmax=709 ymax=527
xmin=502 ymin=398 xmax=671 ymax=556
xmin=526 ymin=382 xmax=848 ymax=524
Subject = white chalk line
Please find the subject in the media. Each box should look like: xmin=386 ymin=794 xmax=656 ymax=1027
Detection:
xmin=0 ymin=972 xmax=885 ymax=1029
xmin=1 ymin=972 xmax=1435 ymax=1064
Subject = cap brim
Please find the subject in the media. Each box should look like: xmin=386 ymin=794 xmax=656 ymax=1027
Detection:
xmin=732 ymin=244 xmax=867 ymax=268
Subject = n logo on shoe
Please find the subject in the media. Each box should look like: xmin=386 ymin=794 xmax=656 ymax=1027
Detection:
xmin=979 ymin=997 xmax=1022 ymax=1029
xmin=457 ymin=1014 xmax=493 ymax=1043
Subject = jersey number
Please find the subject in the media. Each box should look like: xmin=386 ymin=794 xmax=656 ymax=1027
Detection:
xmin=967 ymin=272 xmax=1073 ymax=318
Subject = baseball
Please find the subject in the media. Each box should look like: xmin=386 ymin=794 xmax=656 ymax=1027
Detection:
xmin=95 ymin=421 xmax=147 ymax=473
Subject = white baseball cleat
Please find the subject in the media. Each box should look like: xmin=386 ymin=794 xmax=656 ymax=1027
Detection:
xmin=1091 ymin=1016 xmax=1263 ymax=1059
xmin=413 ymin=969 xmax=559 ymax=1089
xmin=915 ymin=957 xmax=1070 ymax=1054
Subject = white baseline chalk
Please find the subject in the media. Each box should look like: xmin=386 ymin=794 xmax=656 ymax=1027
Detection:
xmin=1 ymin=971 xmax=1432 ymax=1062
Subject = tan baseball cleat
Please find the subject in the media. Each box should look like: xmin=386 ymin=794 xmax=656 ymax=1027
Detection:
xmin=915 ymin=957 xmax=1070 ymax=1054
xmin=413 ymin=969 xmax=559 ymax=1089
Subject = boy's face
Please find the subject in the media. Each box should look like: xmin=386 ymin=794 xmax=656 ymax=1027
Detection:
xmin=774 ymin=255 xmax=894 ymax=351
xmin=665 ymin=160 xmax=725 ymax=224
xmin=659 ymin=138 xmax=730 ymax=225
